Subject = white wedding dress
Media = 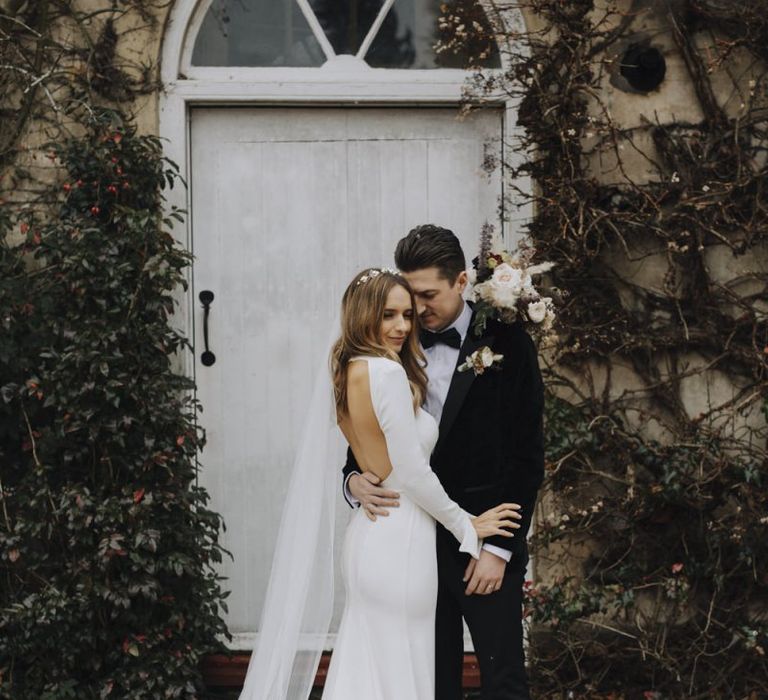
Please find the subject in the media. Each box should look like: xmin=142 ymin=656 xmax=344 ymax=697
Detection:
xmin=322 ymin=356 xmax=480 ymax=700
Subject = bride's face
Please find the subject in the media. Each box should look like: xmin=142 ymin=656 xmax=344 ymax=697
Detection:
xmin=380 ymin=284 xmax=414 ymax=354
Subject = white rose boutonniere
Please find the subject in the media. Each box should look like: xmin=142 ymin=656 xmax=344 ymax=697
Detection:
xmin=457 ymin=346 xmax=504 ymax=375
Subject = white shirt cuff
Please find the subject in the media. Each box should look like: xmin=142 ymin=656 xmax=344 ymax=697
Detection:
xmin=343 ymin=472 xmax=361 ymax=508
xmin=482 ymin=543 xmax=512 ymax=562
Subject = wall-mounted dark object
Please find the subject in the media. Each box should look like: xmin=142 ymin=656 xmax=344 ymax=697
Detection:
xmin=619 ymin=43 xmax=666 ymax=92
xmin=199 ymin=289 xmax=216 ymax=366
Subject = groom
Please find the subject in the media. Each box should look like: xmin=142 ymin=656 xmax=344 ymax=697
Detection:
xmin=342 ymin=224 xmax=545 ymax=699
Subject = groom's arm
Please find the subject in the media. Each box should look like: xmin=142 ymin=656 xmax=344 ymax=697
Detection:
xmin=341 ymin=447 xmax=362 ymax=508
xmin=484 ymin=326 xmax=545 ymax=554
xmin=342 ymin=447 xmax=401 ymax=516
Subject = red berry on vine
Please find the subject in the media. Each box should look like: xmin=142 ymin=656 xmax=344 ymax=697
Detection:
xmin=90 ymin=205 xmax=100 ymax=216
xmin=107 ymin=185 xmax=118 ymax=195
xmin=62 ymin=183 xmax=71 ymax=192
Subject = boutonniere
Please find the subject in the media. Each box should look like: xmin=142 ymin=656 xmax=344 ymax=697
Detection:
xmin=457 ymin=346 xmax=504 ymax=375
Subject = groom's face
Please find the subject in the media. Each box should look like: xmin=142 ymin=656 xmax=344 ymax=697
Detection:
xmin=401 ymin=267 xmax=467 ymax=332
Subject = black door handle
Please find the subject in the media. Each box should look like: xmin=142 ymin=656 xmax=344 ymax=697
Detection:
xmin=199 ymin=290 xmax=216 ymax=366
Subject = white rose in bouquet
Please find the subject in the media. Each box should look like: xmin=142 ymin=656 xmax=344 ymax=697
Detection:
xmin=527 ymin=299 xmax=548 ymax=324
xmin=492 ymin=263 xmax=523 ymax=287
xmin=488 ymin=263 xmax=523 ymax=307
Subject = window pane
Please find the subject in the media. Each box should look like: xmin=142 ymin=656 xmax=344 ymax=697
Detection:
xmin=192 ymin=0 xmax=326 ymax=67
xmin=366 ymin=0 xmax=500 ymax=69
xmin=308 ymin=0 xmax=386 ymax=56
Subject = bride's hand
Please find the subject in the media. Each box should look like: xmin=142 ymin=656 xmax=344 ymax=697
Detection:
xmin=471 ymin=503 xmax=522 ymax=539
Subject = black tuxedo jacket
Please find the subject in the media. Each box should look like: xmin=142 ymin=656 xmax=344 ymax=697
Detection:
xmin=342 ymin=310 xmax=545 ymax=566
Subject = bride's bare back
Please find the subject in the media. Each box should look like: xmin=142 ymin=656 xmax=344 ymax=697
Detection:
xmin=337 ymin=359 xmax=394 ymax=482
xmin=337 ymin=356 xmax=521 ymax=540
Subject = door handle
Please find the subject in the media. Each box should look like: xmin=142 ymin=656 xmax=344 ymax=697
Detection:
xmin=199 ymin=290 xmax=216 ymax=366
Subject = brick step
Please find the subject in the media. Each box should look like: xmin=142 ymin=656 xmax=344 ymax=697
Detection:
xmin=202 ymin=652 xmax=482 ymax=689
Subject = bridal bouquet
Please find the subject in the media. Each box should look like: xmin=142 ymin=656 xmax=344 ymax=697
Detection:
xmin=467 ymin=223 xmax=557 ymax=339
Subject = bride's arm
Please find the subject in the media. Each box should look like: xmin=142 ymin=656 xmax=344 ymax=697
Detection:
xmin=363 ymin=359 xmax=515 ymax=558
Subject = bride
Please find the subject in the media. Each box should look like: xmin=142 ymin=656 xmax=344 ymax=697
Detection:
xmin=240 ymin=268 xmax=521 ymax=700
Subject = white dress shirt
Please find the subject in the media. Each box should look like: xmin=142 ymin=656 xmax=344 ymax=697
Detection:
xmin=345 ymin=300 xmax=511 ymax=562
xmin=421 ymin=300 xmax=472 ymax=426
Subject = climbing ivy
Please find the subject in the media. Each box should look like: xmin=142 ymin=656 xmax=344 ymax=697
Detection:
xmin=0 ymin=2 xmax=230 ymax=697
xmin=443 ymin=0 xmax=768 ymax=696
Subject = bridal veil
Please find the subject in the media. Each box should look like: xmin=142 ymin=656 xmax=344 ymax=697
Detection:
xmin=239 ymin=319 xmax=346 ymax=700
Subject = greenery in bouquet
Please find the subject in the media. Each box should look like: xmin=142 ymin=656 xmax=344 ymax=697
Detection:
xmin=467 ymin=223 xmax=558 ymax=339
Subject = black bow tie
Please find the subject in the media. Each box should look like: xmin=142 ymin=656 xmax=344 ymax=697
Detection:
xmin=420 ymin=327 xmax=461 ymax=350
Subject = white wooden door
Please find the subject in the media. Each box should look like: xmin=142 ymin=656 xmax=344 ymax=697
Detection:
xmin=190 ymin=107 xmax=502 ymax=649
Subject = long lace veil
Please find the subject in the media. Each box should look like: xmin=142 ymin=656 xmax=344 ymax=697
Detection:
xmin=239 ymin=317 xmax=345 ymax=700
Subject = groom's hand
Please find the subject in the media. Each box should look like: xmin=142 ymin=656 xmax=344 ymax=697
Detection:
xmin=463 ymin=549 xmax=507 ymax=596
xmin=348 ymin=472 xmax=400 ymax=521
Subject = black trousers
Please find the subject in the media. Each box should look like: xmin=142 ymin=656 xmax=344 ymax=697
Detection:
xmin=435 ymin=527 xmax=530 ymax=700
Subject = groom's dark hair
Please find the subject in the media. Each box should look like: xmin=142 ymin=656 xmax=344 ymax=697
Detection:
xmin=394 ymin=224 xmax=466 ymax=284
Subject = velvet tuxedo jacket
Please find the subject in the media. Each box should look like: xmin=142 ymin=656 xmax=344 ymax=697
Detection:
xmin=342 ymin=311 xmax=545 ymax=566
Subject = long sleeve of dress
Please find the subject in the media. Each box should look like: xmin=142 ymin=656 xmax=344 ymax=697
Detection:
xmin=367 ymin=358 xmax=480 ymax=559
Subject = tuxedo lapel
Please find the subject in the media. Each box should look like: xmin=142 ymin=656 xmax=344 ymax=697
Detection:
xmin=433 ymin=314 xmax=495 ymax=457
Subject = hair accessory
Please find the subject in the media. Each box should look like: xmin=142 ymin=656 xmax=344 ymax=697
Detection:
xmin=355 ymin=267 xmax=400 ymax=286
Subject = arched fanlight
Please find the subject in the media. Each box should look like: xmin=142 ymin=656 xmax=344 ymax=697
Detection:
xmin=191 ymin=0 xmax=327 ymax=67
xmin=190 ymin=0 xmax=501 ymax=69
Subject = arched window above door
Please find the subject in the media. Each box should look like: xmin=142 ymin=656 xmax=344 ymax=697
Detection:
xmin=190 ymin=0 xmax=501 ymax=69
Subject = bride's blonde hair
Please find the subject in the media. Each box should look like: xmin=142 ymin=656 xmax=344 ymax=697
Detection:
xmin=331 ymin=268 xmax=427 ymax=415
